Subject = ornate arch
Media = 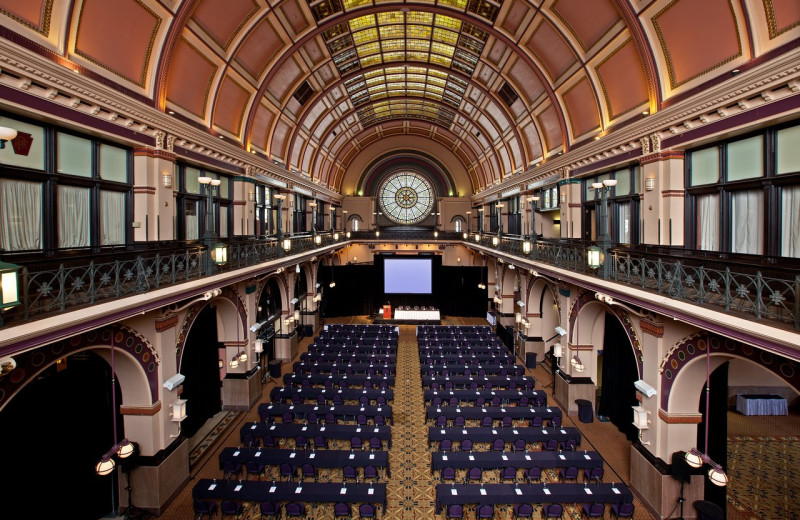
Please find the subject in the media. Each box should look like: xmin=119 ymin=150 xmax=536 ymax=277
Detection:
xmin=0 ymin=324 xmax=159 ymax=410
xmin=659 ymin=332 xmax=800 ymax=411
xmin=567 ymin=290 xmax=643 ymax=377
xmin=176 ymin=287 xmax=248 ymax=368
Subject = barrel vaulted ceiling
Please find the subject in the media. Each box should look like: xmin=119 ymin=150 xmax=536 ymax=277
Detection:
xmin=0 ymin=0 xmax=798 ymax=195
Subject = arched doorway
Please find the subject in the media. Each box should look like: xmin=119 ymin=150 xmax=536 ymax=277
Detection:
xmin=179 ymin=303 xmax=222 ymax=437
xmin=255 ymin=277 xmax=283 ymax=367
xmin=597 ymin=310 xmax=639 ymax=440
xmin=0 ymin=350 xmax=120 ymax=518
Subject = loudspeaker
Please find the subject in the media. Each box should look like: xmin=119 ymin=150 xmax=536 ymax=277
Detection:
xmin=671 ymin=451 xmax=693 ymax=483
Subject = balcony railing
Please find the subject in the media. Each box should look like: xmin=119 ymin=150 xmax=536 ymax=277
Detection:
xmin=2 ymin=230 xmax=798 ymax=331
xmin=470 ymin=234 xmax=800 ymax=330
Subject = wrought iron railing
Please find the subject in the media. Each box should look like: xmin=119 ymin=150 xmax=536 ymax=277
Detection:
xmin=2 ymin=230 xmax=798 ymax=330
xmin=468 ymin=234 xmax=800 ymax=329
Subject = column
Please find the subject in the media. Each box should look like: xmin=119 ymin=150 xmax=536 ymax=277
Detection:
xmin=132 ymin=138 xmax=176 ymax=242
xmin=640 ymin=135 xmax=686 ymax=246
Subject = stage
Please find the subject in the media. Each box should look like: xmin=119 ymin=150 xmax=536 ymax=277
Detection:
xmin=370 ymin=315 xmax=442 ymax=326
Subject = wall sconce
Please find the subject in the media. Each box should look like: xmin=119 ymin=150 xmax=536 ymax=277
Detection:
xmin=586 ymin=245 xmax=603 ymax=269
xmin=248 ymin=190 xmax=255 ymax=201
xmin=375 ymin=231 xmax=380 ymax=237
xmin=282 ymin=238 xmax=292 ymax=251
xmin=171 ymin=399 xmax=188 ymax=422
xmin=522 ymin=240 xmax=531 ymax=254
xmin=0 ymin=260 xmax=22 ymax=311
xmin=294 ymin=310 xmax=300 ymax=321
xmin=515 ymin=312 xmax=522 ymax=323
xmin=334 ymin=232 xmax=340 ymax=241
xmin=229 ymin=355 xmax=239 ymax=369
xmin=0 ymin=126 xmax=18 ymax=149
xmin=218 ymin=359 xmax=224 ymax=369
xmin=433 ymin=231 xmax=438 ymax=238
xmin=254 ymin=339 xmax=264 ymax=353
xmin=212 ymin=243 xmax=228 ymax=265
xmin=314 ymin=235 xmax=322 ymax=245
xmin=571 ymin=354 xmax=585 ymax=372
xmin=463 ymin=232 xmax=468 ymax=239
xmin=645 ymin=176 xmax=656 ymax=191
xmin=162 ymin=171 xmax=173 ymax=189
xmin=346 ymin=231 xmax=351 ymax=239
xmin=492 ymin=236 xmax=499 ymax=246
xmin=477 ymin=283 xmax=486 ymax=290
xmin=238 ymin=349 xmax=248 ymax=363
xmin=560 ymin=193 xmax=566 ymax=204
xmin=474 ymin=234 xmax=481 ymax=242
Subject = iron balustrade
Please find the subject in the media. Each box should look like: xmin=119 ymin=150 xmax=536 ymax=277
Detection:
xmin=470 ymin=234 xmax=800 ymax=329
xmin=1 ymin=230 xmax=797 ymax=330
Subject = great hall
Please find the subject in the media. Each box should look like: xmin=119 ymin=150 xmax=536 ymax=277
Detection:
xmin=0 ymin=1 xmax=798 ymax=519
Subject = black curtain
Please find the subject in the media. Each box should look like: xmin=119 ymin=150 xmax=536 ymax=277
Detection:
xmin=699 ymin=362 xmax=728 ymax=516
xmin=0 ymin=352 xmax=118 ymax=517
xmin=598 ymin=311 xmax=639 ymax=440
xmin=320 ymin=259 xmax=487 ymax=317
xmin=179 ymin=304 xmax=222 ymax=437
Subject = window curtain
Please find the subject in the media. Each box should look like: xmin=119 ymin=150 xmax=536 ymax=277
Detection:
xmin=219 ymin=207 xmax=228 ymax=238
xmin=782 ymin=186 xmax=800 ymax=258
xmin=697 ymin=194 xmax=719 ymax=251
xmin=100 ymin=190 xmax=125 ymax=245
xmin=731 ymin=190 xmax=763 ymax=254
xmin=186 ymin=201 xmax=199 ymax=240
xmin=617 ymin=202 xmax=631 ymax=244
xmin=58 ymin=185 xmax=90 ymax=248
xmin=0 ymin=179 xmax=42 ymax=251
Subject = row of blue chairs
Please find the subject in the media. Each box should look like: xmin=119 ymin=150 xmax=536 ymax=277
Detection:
xmin=443 ymin=502 xmax=633 ymax=519
xmin=194 ymin=499 xmax=379 ymax=519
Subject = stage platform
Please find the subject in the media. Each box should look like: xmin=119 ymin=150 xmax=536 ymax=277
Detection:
xmin=370 ymin=315 xmax=442 ymax=326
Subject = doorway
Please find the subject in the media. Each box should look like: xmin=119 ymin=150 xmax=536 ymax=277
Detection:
xmin=179 ymin=304 xmax=223 ymax=437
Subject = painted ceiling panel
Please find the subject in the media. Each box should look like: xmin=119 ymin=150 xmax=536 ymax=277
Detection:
xmin=526 ymin=19 xmax=577 ymax=82
xmin=266 ymin=57 xmax=304 ymax=102
xmin=271 ymin=118 xmax=292 ymax=158
xmin=0 ymin=0 xmax=51 ymax=34
xmin=213 ymin=74 xmax=251 ymax=136
xmin=521 ymin=121 xmax=543 ymax=161
xmin=536 ymin=104 xmax=562 ymax=152
xmin=303 ymin=101 xmax=327 ymax=132
xmin=166 ymin=38 xmax=218 ymax=118
xmin=233 ymin=17 xmax=285 ymax=80
xmin=499 ymin=0 xmax=531 ymax=36
xmin=74 ymin=0 xmax=161 ymax=87
xmin=562 ymin=77 xmax=601 ymax=138
xmin=249 ymin=102 xmax=276 ymax=151
xmin=506 ymin=58 xmax=545 ymax=105
xmin=279 ymin=0 xmax=310 ymax=36
xmin=551 ymin=0 xmax=620 ymax=52
xmin=652 ymin=0 xmax=742 ymax=89
xmin=595 ymin=39 xmax=648 ymax=120
xmin=191 ymin=0 xmax=258 ymax=51
xmin=767 ymin=0 xmax=800 ymax=38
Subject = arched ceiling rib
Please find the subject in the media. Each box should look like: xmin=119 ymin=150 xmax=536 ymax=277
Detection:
xmin=1 ymin=0 xmax=798 ymax=194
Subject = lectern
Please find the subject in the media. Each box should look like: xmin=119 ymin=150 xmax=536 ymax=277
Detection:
xmin=383 ymin=305 xmax=392 ymax=319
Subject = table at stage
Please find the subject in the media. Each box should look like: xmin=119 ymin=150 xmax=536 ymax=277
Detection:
xmin=422 ymin=376 xmax=535 ymax=390
xmin=242 ymin=422 xmax=392 ymax=448
xmin=430 ymin=450 xmax=602 ymax=472
xmin=426 ymin=405 xmax=561 ymax=423
xmin=434 ymin=482 xmax=632 ymax=512
xmin=428 ymin=427 xmax=581 ymax=448
xmin=259 ymin=403 xmax=393 ymax=424
xmin=306 ymin=347 xmax=396 ymax=356
xmin=193 ymin=479 xmax=387 ymax=511
xmin=220 ymin=447 xmax=391 ymax=477
xmin=394 ymin=308 xmax=441 ymax=320
xmin=303 ymin=352 xmax=397 ymax=363
xmin=419 ymin=346 xmax=508 ymax=355
xmin=270 ymin=386 xmax=394 ymax=404
xmin=424 ymin=389 xmax=546 ymax=406
xmin=283 ymin=373 xmax=396 ymax=388
xmin=735 ymin=394 xmax=788 ymax=416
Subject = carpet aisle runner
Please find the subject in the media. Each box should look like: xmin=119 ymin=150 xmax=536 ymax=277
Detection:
xmin=384 ymin=326 xmax=437 ymax=520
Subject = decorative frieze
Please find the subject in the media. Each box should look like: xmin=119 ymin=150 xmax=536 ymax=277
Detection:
xmin=121 ymin=401 xmax=162 ymax=416
xmin=658 ymin=408 xmax=702 ymax=424
xmin=640 ymin=320 xmax=664 ymax=337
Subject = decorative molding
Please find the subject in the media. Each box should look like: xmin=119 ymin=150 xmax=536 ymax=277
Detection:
xmin=639 ymin=150 xmax=684 ymax=165
xmin=640 ymin=320 xmax=665 ymax=337
xmin=155 ymin=314 xmax=179 ymax=332
xmin=121 ymin=401 xmax=162 ymax=416
xmin=133 ymin=186 xmax=156 ymax=194
xmin=661 ymin=189 xmax=686 ymax=198
xmin=568 ymin=343 xmax=594 ymax=351
xmin=658 ymin=408 xmax=702 ymax=424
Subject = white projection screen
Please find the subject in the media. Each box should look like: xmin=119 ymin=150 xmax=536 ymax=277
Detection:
xmin=384 ymin=258 xmax=432 ymax=294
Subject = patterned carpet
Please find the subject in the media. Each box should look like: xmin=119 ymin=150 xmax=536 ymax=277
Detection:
xmin=727 ymin=435 xmax=800 ymax=520
xmin=188 ymin=411 xmax=241 ymax=467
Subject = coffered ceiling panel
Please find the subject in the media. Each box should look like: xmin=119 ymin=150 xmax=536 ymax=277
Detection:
xmin=0 ymin=0 xmax=796 ymax=195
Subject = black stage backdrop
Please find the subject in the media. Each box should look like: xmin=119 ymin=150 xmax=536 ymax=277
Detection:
xmin=598 ymin=311 xmax=639 ymax=441
xmin=179 ymin=304 xmax=223 ymax=438
xmin=320 ymin=255 xmax=486 ymax=317
xmin=699 ymin=362 xmax=729 ymax=516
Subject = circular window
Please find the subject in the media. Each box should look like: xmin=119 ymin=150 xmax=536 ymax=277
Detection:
xmin=378 ymin=172 xmax=434 ymax=224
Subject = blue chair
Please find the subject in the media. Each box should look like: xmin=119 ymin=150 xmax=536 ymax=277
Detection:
xmin=279 ymin=463 xmax=294 ymax=481
xmin=295 ymin=435 xmax=307 ymax=450
xmin=525 ymin=466 xmax=542 ymax=483
xmin=542 ymin=504 xmax=563 ymax=519
xmin=285 ymin=502 xmax=306 ymax=518
xmin=467 ymin=467 xmax=482 ymax=483
xmin=369 ymin=436 xmax=382 ymax=450
xmin=513 ymin=439 xmax=526 ymax=452
xmin=513 ymin=503 xmax=534 ymax=519
xmin=492 ymin=438 xmax=505 ymax=451
xmin=363 ymin=464 xmax=379 ymax=482
xmin=583 ymin=502 xmax=605 ymax=519
xmin=501 ymin=466 xmax=517 ymax=482
xmin=246 ymin=460 xmax=265 ymax=480
xmin=477 ymin=504 xmax=494 ymax=519
xmin=446 ymin=504 xmax=464 ymax=519
xmin=454 ymin=416 xmax=466 ymax=428
xmin=460 ymin=439 xmax=473 ymax=452
xmin=343 ymin=465 xmax=359 ymax=483
xmin=223 ymin=460 xmax=242 ymax=480
xmin=334 ymin=502 xmax=352 ymax=519
xmin=220 ymin=500 xmax=243 ymax=519
xmin=194 ymin=499 xmax=217 ymax=520
xmin=611 ymin=503 xmax=634 ymax=518
xmin=441 ymin=466 xmax=457 ymax=482
xmin=259 ymin=501 xmax=280 ymax=520
xmin=584 ymin=466 xmax=604 ymax=484
xmin=350 ymin=436 xmax=363 ymax=450
xmin=440 ymin=439 xmax=452 ymax=452
xmin=301 ymin=463 xmax=316 ymax=481
xmin=559 ymin=466 xmax=579 ymax=482
xmin=359 ymin=503 xmax=377 ymax=519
